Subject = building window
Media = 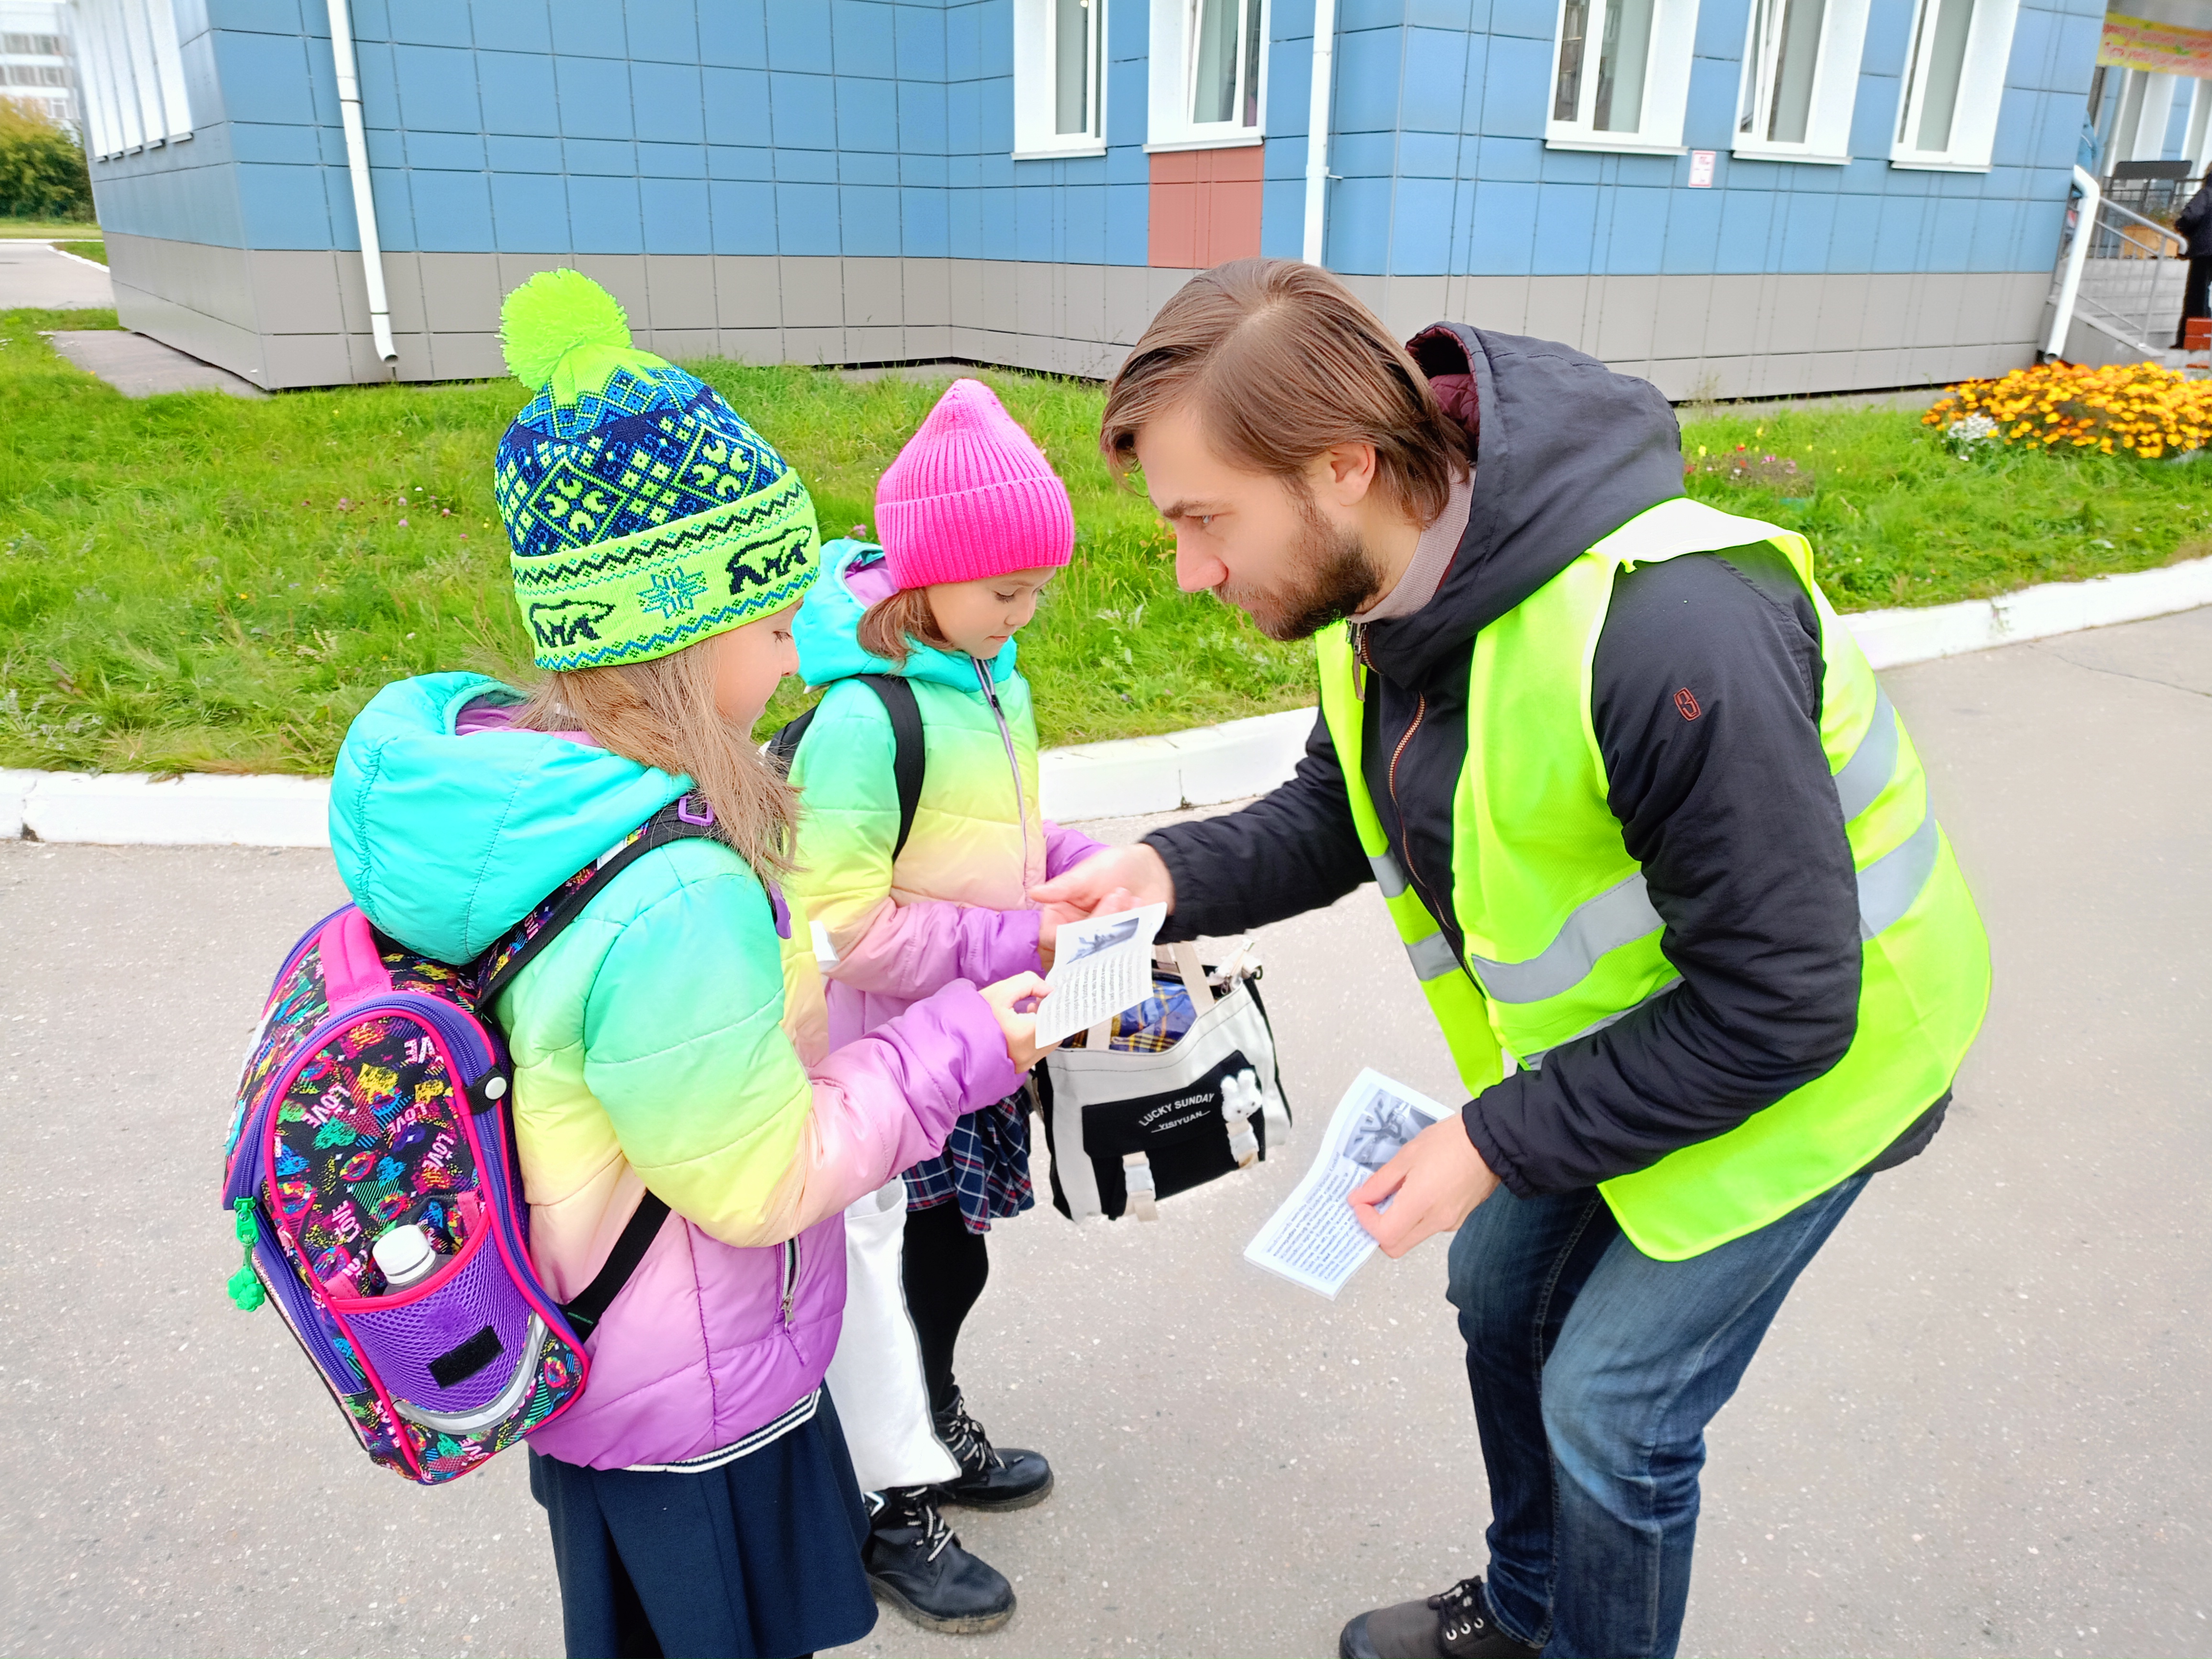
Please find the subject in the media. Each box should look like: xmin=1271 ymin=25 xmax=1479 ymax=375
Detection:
xmin=1014 ymin=0 xmax=1107 ymax=158
xmin=1147 ymin=0 xmax=1267 ymax=152
xmin=1544 ymin=0 xmax=1700 ymax=154
xmin=1890 ymin=0 xmax=2019 ymax=171
xmin=69 ymin=0 xmax=194 ymax=160
xmin=1732 ymin=0 xmax=1871 ymax=162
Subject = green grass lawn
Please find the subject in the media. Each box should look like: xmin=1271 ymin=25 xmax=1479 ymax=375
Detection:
xmin=51 ymin=240 xmax=105 ymax=265
xmin=0 ymin=217 xmax=99 ymax=238
xmin=2 ymin=305 xmax=2205 ymax=777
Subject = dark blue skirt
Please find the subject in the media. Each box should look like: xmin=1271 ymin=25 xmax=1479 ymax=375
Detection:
xmin=528 ymin=1392 xmax=875 ymax=1659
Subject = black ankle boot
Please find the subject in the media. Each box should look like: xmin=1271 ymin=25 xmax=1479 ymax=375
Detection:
xmin=1339 ymin=1577 xmax=1542 ymax=1659
xmin=863 ymin=1486 xmax=1016 ymax=1634
xmin=932 ymin=1387 xmax=1054 ymax=1511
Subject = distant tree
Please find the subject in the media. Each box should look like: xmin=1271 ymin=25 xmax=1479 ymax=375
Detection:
xmin=0 ymin=97 xmax=94 ymax=221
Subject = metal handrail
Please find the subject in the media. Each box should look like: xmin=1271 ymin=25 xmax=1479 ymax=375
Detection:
xmin=2047 ymin=170 xmax=2191 ymax=357
xmin=2045 ymin=166 xmax=2098 ymax=359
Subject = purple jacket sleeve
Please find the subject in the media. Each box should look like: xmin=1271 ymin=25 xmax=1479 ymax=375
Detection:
xmin=1043 ymin=819 xmax=1108 ymax=882
xmin=831 ymin=895 xmax=1043 ymax=998
xmin=755 ymin=978 xmax=1024 ymax=1238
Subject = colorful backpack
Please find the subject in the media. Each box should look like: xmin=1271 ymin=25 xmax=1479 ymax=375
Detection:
xmin=219 ymin=797 xmax=718 ymax=1484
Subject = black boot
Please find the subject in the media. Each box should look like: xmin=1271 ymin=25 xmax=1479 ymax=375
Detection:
xmin=932 ymin=1386 xmax=1054 ymax=1511
xmin=1338 ymin=1577 xmax=1542 ymax=1659
xmin=863 ymin=1486 xmax=1016 ymax=1635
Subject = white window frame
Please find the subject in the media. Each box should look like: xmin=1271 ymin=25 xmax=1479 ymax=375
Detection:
xmin=1145 ymin=0 xmax=1268 ymax=153
xmin=1013 ymin=0 xmax=1108 ymax=159
xmin=66 ymin=0 xmax=192 ymax=160
xmin=1543 ymin=0 xmax=1700 ymax=156
xmin=1889 ymin=0 xmax=2019 ymax=172
xmin=1731 ymin=0 xmax=1871 ymax=164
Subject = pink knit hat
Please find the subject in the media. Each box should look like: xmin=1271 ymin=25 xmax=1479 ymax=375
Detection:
xmin=874 ymin=379 xmax=1075 ymax=589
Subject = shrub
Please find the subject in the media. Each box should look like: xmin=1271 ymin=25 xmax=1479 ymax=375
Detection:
xmin=0 ymin=96 xmax=93 ymax=221
xmin=1924 ymin=360 xmax=2212 ymax=461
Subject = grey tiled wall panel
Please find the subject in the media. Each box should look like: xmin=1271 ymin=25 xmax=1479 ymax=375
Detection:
xmin=106 ymin=234 xmax=2050 ymax=401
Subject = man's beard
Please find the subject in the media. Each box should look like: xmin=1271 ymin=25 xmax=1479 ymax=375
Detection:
xmin=1221 ymin=497 xmax=1386 ymax=642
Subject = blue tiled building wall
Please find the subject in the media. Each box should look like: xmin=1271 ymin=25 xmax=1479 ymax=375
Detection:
xmin=1258 ymin=0 xmax=2103 ymax=276
xmin=91 ymin=0 xmax=1156 ymax=265
xmin=93 ymin=0 xmax=2100 ymax=280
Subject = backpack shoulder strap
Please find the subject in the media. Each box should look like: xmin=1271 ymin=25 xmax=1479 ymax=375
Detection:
xmin=854 ymin=674 xmax=925 ymax=860
xmin=475 ymin=795 xmax=722 ymax=1010
xmin=768 ymin=675 xmax=926 ymax=859
xmin=558 ymin=1191 xmax=669 ymax=1342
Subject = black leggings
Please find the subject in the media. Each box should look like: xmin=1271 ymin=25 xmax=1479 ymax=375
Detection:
xmin=901 ymin=1200 xmax=989 ymax=1416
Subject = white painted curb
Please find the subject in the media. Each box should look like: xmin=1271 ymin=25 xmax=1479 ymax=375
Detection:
xmin=8 ymin=557 xmax=2208 ymax=847
xmin=11 ymin=771 xmax=332 ymax=847
xmin=1843 ymin=555 xmax=2212 ymax=668
xmin=1037 ymin=707 xmax=1312 ymax=820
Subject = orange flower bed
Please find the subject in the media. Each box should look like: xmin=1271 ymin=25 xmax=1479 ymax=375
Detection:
xmin=1924 ymin=360 xmax=2212 ymax=460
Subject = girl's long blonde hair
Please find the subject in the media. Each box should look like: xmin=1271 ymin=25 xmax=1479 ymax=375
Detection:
xmin=511 ymin=638 xmax=798 ymax=879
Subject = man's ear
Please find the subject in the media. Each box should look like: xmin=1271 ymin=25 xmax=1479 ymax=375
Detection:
xmin=1310 ymin=440 xmax=1380 ymax=508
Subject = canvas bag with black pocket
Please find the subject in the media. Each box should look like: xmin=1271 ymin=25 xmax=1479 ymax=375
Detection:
xmin=1040 ymin=940 xmax=1291 ymax=1221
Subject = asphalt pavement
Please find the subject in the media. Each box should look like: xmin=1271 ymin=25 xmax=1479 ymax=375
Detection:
xmin=0 ymin=239 xmax=112 ymax=310
xmin=2 ymin=608 xmax=2207 ymax=1658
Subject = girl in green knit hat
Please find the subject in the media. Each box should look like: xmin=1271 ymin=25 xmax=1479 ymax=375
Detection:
xmin=326 ymin=271 xmax=1053 ymax=1659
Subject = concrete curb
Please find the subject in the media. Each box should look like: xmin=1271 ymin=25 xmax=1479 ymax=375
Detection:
xmin=9 ymin=557 xmax=2209 ymax=847
xmin=45 ymin=243 xmax=111 ymax=274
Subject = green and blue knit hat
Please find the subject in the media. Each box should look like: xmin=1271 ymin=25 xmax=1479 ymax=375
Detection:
xmin=494 ymin=271 xmax=819 ymax=671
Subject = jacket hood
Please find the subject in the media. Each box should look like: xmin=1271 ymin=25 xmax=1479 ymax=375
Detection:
xmin=1366 ymin=325 xmax=1686 ymax=685
xmin=329 ymin=672 xmax=688 ymax=962
xmin=794 ymin=538 xmax=1018 ymax=692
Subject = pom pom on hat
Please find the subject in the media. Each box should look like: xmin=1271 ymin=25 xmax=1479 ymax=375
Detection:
xmin=500 ymin=269 xmax=635 ymax=391
xmin=874 ymin=379 xmax=1075 ymax=590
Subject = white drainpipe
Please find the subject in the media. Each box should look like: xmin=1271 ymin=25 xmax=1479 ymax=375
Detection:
xmin=325 ymin=0 xmax=397 ymax=366
xmin=1302 ymin=0 xmax=1338 ymax=265
xmin=2043 ymin=164 xmax=2100 ymax=362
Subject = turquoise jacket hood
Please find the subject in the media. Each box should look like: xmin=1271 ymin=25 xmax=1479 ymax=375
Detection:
xmin=329 ymin=672 xmax=687 ymax=962
xmin=794 ymin=538 xmax=1017 ymax=693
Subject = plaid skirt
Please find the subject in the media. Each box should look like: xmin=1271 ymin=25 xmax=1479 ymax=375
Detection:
xmin=901 ymin=1088 xmax=1034 ymax=1235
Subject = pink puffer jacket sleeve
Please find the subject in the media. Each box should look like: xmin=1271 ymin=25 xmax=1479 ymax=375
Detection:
xmin=830 ymin=894 xmax=1042 ymax=999
xmin=758 ymin=979 xmax=1021 ymax=1239
xmin=1043 ymin=819 xmax=1108 ymax=881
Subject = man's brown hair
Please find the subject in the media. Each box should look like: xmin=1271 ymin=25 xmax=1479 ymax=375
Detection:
xmin=1100 ymin=258 xmax=1469 ymax=524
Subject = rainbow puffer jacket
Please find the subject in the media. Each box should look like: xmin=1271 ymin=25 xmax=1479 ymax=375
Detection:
xmin=787 ymin=541 xmax=1103 ymax=1046
xmin=330 ymin=673 xmax=1019 ymax=1470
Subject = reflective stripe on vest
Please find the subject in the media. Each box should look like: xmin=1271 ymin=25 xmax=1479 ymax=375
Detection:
xmin=1466 ymin=687 xmax=1928 ymax=1002
xmin=1315 ymin=496 xmax=1990 ymax=1260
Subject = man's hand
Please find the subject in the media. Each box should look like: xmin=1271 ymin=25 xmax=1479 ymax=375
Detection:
xmin=1030 ymin=842 xmax=1176 ymax=929
xmin=1349 ymin=1116 xmax=1500 ymax=1259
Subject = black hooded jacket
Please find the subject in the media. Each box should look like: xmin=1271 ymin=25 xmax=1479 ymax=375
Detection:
xmin=1144 ymin=325 xmax=1946 ymax=1199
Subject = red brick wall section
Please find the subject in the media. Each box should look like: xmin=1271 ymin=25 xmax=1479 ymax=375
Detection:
xmin=1147 ymin=144 xmax=1264 ymax=268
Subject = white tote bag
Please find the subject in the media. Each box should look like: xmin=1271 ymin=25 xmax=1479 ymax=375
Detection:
xmin=821 ymin=1178 xmax=959 ymax=1492
xmin=1041 ymin=941 xmax=1291 ymax=1221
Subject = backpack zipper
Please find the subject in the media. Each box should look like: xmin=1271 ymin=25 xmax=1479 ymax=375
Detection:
xmin=973 ymin=657 xmax=1033 ymax=878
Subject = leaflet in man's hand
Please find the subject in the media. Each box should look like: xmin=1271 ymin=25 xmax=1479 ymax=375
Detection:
xmin=1243 ymin=1068 xmax=1450 ymax=1298
xmin=1031 ymin=902 xmax=1169 ymax=1050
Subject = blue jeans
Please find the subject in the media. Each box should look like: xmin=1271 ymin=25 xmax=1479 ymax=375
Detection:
xmin=1446 ymin=1175 xmax=1869 ymax=1659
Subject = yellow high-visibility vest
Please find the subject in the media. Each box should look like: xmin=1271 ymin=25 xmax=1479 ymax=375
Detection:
xmin=1316 ymin=497 xmax=1991 ymax=1259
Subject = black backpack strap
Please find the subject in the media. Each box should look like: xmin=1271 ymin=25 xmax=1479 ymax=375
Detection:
xmin=476 ymin=795 xmax=723 ymax=1010
xmin=558 ymin=1192 xmax=669 ymax=1343
xmin=856 ymin=674 xmax=926 ymax=859
xmin=768 ymin=675 xmax=926 ymax=858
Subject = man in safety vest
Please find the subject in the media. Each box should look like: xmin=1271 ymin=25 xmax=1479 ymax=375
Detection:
xmin=1033 ymin=260 xmax=1991 ymax=1659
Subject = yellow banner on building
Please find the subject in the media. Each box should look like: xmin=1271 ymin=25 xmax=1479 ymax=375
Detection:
xmin=2098 ymin=11 xmax=2212 ymax=74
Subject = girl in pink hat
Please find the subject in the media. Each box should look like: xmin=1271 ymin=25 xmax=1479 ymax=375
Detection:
xmin=781 ymin=377 xmax=1102 ymax=1635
